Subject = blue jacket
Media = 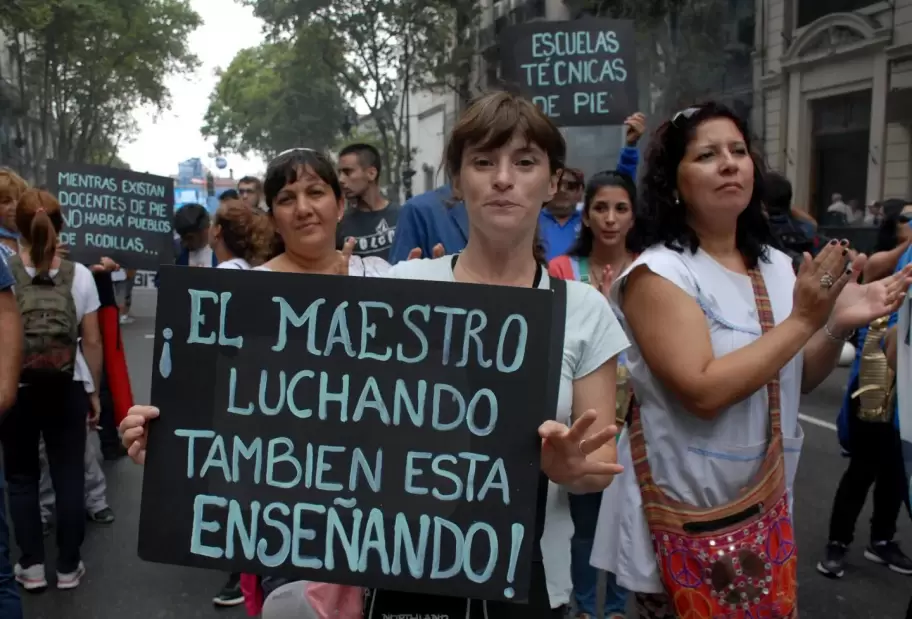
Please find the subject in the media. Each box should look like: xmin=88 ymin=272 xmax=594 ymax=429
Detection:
xmin=388 ymin=146 xmax=641 ymax=265
xmin=388 ymin=186 xmax=469 ymax=265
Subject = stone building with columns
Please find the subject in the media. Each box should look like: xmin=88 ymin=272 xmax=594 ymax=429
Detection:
xmin=757 ymin=0 xmax=912 ymax=218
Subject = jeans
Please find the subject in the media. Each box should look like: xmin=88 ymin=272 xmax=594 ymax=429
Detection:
xmin=0 ymin=470 xmax=23 ymax=618
xmin=828 ymin=416 xmax=905 ymax=546
xmin=39 ymin=430 xmax=109 ymax=522
xmin=0 ymin=381 xmax=87 ymax=573
xmin=569 ymin=492 xmax=628 ymax=616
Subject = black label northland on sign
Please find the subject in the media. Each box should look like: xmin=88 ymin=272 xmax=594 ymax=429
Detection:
xmin=138 ymin=266 xmax=558 ymax=602
xmin=47 ymin=160 xmax=175 ymax=271
xmin=499 ymin=19 xmax=639 ymax=127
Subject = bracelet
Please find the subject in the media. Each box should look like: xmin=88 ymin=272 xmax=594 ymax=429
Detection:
xmin=824 ymin=323 xmax=855 ymax=343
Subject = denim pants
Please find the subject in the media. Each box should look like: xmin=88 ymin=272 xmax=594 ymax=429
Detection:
xmin=0 ymin=469 xmax=23 ymax=618
xmin=569 ymin=491 xmax=628 ymax=616
xmin=0 ymin=381 xmax=87 ymax=573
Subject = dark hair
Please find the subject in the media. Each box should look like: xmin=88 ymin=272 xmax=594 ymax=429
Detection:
xmin=237 ymin=176 xmax=262 ymax=190
xmin=339 ymin=143 xmax=382 ymax=176
xmin=633 ymin=101 xmax=779 ymax=268
xmin=874 ymin=198 xmax=910 ymax=253
xmin=763 ymin=172 xmax=792 ymax=216
xmin=173 ymin=203 xmax=210 ymax=237
xmin=214 ymin=198 xmax=275 ymax=265
xmin=16 ymin=189 xmax=63 ymax=275
xmin=444 ymin=91 xmax=566 ymax=265
xmin=569 ymin=170 xmax=638 ymax=258
xmin=219 ymin=188 xmax=240 ymax=200
xmin=263 ymin=148 xmax=342 ymax=210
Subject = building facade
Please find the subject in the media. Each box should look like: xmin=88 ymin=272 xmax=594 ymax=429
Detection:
xmin=759 ymin=0 xmax=912 ymax=217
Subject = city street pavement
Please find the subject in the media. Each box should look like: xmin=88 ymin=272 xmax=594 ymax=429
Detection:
xmin=21 ymin=317 xmax=912 ymax=619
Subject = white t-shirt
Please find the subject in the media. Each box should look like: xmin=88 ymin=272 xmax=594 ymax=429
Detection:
xmin=590 ymin=245 xmax=805 ymax=594
xmin=188 ymin=246 xmax=214 ymax=267
xmin=386 ymin=256 xmax=630 ymax=608
xmin=217 ymin=257 xmax=251 ymax=270
xmin=19 ymin=261 xmax=101 ymax=391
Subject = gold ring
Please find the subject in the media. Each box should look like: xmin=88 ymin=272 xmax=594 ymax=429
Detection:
xmin=820 ymin=273 xmax=835 ymax=290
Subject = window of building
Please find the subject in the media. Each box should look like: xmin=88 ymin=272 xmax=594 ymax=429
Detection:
xmin=810 ymin=90 xmax=872 ymax=226
xmin=798 ymin=0 xmax=873 ymax=29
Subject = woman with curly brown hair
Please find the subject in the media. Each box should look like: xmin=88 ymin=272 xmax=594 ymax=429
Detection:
xmin=210 ymin=198 xmax=275 ymax=269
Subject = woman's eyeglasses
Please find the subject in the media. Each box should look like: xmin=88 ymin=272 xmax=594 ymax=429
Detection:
xmin=898 ymin=214 xmax=911 ymax=224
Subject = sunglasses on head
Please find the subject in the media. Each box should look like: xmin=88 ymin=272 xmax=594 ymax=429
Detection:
xmin=269 ymin=147 xmax=319 ymax=166
xmin=671 ymin=106 xmax=702 ymax=128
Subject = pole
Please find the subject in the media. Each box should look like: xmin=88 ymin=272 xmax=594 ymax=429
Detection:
xmin=403 ymin=33 xmax=414 ymax=201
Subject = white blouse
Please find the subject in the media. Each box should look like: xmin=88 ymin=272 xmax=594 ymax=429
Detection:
xmin=591 ymin=245 xmax=805 ymax=594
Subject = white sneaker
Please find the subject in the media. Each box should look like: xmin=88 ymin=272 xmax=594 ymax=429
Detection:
xmin=14 ymin=563 xmax=47 ymax=591
xmin=56 ymin=561 xmax=85 ymax=590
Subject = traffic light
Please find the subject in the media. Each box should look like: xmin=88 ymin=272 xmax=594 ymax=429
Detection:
xmin=206 ymin=172 xmax=215 ymax=197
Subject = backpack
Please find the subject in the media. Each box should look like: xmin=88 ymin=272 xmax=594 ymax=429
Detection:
xmin=7 ymin=255 xmax=79 ymax=382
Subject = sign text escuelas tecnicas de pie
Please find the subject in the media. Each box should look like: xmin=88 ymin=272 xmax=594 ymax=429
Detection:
xmin=499 ymin=19 xmax=638 ymax=127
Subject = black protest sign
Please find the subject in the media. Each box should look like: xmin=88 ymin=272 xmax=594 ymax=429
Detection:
xmin=139 ymin=266 xmax=558 ymax=602
xmin=499 ymin=19 xmax=638 ymax=127
xmin=47 ymin=160 xmax=175 ymax=271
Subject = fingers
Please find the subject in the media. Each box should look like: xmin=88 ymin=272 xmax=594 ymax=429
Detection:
xmin=817 ymin=240 xmax=849 ymax=279
xmin=407 ymin=247 xmax=422 ymax=261
xmin=432 ymin=243 xmax=445 ymax=259
xmin=126 ymin=440 xmax=146 ymax=465
xmin=538 ymin=420 xmax=571 ymax=441
xmin=565 ymin=409 xmax=598 ymax=442
xmin=580 ymin=424 xmax=619 ymax=455
xmin=340 ymin=237 xmax=355 ymax=262
xmin=576 ymin=460 xmax=625 ymax=477
xmin=796 ymin=252 xmax=813 ymax=278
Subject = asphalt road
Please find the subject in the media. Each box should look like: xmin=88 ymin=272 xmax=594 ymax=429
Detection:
xmin=20 ymin=318 xmax=912 ymax=619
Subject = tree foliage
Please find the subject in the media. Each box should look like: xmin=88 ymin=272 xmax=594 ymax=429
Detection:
xmin=0 ymin=0 xmax=200 ymax=183
xmin=202 ymin=29 xmax=348 ymax=160
xmin=241 ymin=0 xmax=480 ymax=197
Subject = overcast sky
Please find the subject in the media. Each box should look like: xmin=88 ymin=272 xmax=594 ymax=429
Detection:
xmin=119 ymin=0 xmax=267 ymax=179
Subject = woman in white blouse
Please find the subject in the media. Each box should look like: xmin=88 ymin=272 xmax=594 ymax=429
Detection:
xmin=590 ymin=102 xmax=912 ymax=617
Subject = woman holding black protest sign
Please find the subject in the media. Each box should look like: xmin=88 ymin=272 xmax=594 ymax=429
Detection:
xmin=119 ymin=147 xmax=391 ymax=615
xmin=363 ymin=90 xmax=630 ymax=618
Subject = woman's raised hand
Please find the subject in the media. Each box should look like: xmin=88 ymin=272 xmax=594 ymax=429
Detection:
xmin=538 ymin=410 xmax=624 ymax=486
xmin=119 ymin=405 xmax=160 ymax=465
xmin=831 ymin=262 xmax=912 ymax=332
xmin=790 ymin=240 xmax=856 ymax=330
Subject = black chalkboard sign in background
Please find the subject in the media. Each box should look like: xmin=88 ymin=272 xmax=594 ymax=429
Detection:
xmin=139 ymin=266 xmax=558 ymax=603
xmin=499 ymin=19 xmax=639 ymax=127
xmin=47 ymin=160 xmax=175 ymax=271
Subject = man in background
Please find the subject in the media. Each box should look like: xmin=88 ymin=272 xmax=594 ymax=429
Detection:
xmin=237 ymin=177 xmax=264 ymax=211
xmin=174 ymin=204 xmax=216 ymax=267
xmin=337 ymin=143 xmax=399 ymax=261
